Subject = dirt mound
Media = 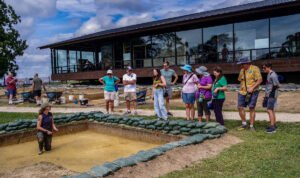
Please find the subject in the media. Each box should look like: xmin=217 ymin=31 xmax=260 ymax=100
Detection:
xmin=0 ymin=162 xmax=76 ymax=178
xmin=107 ymin=134 xmax=242 ymax=178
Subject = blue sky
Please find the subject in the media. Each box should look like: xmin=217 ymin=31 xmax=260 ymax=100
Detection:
xmin=4 ymin=0 xmax=261 ymax=79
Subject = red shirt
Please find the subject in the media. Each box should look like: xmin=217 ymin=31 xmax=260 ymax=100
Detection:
xmin=6 ymin=77 xmax=17 ymax=90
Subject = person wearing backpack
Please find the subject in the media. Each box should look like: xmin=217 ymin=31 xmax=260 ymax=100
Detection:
xmin=181 ymin=64 xmax=198 ymax=121
xmin=99 ymin=70 xmax=120 ymax=114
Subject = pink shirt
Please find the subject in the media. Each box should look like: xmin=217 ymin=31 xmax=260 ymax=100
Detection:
xmin=182 ymin=73 xmax=198 ymax=93
xmin=6 ymin=77 xmax=17 ymax=90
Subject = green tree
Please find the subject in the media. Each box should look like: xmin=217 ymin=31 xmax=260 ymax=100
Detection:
xmin=0 ymin=0 xmax=28 ymax=78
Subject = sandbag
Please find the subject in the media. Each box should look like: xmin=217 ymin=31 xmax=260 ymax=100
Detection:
xmin=154 ymin=121 xmax=164 ymax=127
xmin=189 ymin=128 xmax=202 ymax=135
xmin=0 ymin=130 xmax=6 ymax=135
xmin=113 ymin=157 xmax=136 ymax=167
xmin=178 ymin=121 xmax=188 ymax=127
xmin=170 ymin=130 xmax=180 ymax=135
xmin=181 ymin=132 xmax=191 ymax=136
xmin=168 ymin=121 xmax=179 ymax=126
xmin=172 ymin=126 xmax=181 ymax=130
xmin=203 ymin=122 xmax=220 ymax=129
xmin=163 ymin=126 xmax=172 ymax=131
xmin=207 ymin=127 xmax=226 ymax=135
xmin=156 ymin=126 xmax=164 ymax=130
xmin=88 ymin=165 xmax=112 ymax=177
xmin=102 ymin=162 xmax=120 ymax=172
xmin=0 ymin=124 xmax=8 ymax=130
xmin=8 ymin=120 xmax=23 ymax=127
xmin=66 ymin=172 xmax=95 ymax=178
xmin=135 ymin=149 xmax=163 ymax=162
xmin=195 ymin=122 xmax=206 ymax=128
xmin=146 ymin=125 xmax=156 ymax=130
xmin=188 ymin=134 xmax=208 ymax=144
xmin=5 ymin=126 xmax=17 ymax=131
xmin=186 ymin=122 xmax=196 ymax=128
xmin=180 ymin=127 xmax=190 ymax=132
xmin=138 ymin=124 xmax=145 ymax=128
xmin=207 ymin=134 xmax=221 ymax=139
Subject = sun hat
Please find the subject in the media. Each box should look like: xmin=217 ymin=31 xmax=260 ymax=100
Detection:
xmin=41 ymin=103 xmax=52 ymax=109
xmin=196 ymin=66 xmax=210 ymax=76
xmin=107 ymin=69 xmax=113 ymax=74
xmin=126 ymin=66 xmax=132 ymax=71
xmin=180 ymin=64 xmax=192 ymax=73
xmin=237 ymin=57 xmax=251 ymax=64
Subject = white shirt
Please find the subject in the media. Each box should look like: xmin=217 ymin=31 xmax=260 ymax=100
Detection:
xmin=123 ymin=73 xmax=137 ymax=92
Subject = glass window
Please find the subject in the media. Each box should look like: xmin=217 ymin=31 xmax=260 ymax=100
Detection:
xmin=132 ymin=36 xmax=152 ymax=68
xmin=270 ymin=14 xmax=300 ymax=58
xmin=81 ymin=51 xmax=94 ymax=64
xmin=100 ymin=44 xmax=113 ymax=70
xmin=56 ymin=49 xmax=67 ymax=67
xmin=69 ymin=50 xmax=78 ymax=72
xmin=235 ymin=19 xmax=269 ymax=61
xmin=152 ymin=33 xmax=176 ymax=66
xmin=203 ymin=24 xmax=233 ymax=63
xmin=176 ymin=29 xmax=202 ymax=65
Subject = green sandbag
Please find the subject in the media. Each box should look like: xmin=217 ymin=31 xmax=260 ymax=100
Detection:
xmin=135 ymin=149 xmax=163 ymax=162
xmin=181 ymin=131 xmax=191 ymax=136
xmin=112 ymin=157 xmax=136 ymax=167
xmin=5 ymin=126 xmax=18 ymax=131
xmin=195 ymin=122 xmax=206 ymax=128
xmin=189 ymin=128 xmax=201 ymax=135
xmin=102 ymin=162 xmax=120 ymax=172
xmin=203 ymin=122 xmax=220 ymax=129
xmin=178 ymin=121 xmax=188 ymax=127
xmin=144 ymin=120 xmax=156 ymax=125
xmin=163 ymin=126 xmax=172 ymax=131
xmin=119 ymin=120 xmax=127 ymax=124
xmin=170 ymin=130 xmax=180 ymax=135
xmin=162 ymin=130 xmax=169 ymax=134
xmin=216 ymin=125 xmax=227 ymax=133
xmin=180 ymin=127 xmax=190 ymax=132
xmin=156 ymin=126 xmax=164 ymax=130
xmin=8 ymin=120 xmax=23 ymax=127
xmin=17 ymin=125 xmax=28 ymax=130
xmin=30 ymin=123 xmax=37 ymax=128
xmin=207 ymin=134 xmax=221 ymax=139
xmin=67 ymin=172 xmax=95 ymax=178
xmin=146 ymin=125 xmax=156 ymax=130
xmin=188 ymin=134 xmax=208 ymax=144
xmin=138 ymin=124 xmax=145 ymax=128
xmin=88 ymin=165 xmax=112 ymax=177
xmin=186 ymin=122 xmax=196 ymax=128
xmin=207 ymin=127 xmax=226 ymax=135
xmin=172 ymin=126 xmax=181 ymax=130
xmin=0 ymin=124 xmax=8 ymax=130
xmin=154 ymin=121 xmax=164 ymax=127
xmin=177 ymin=139 xmax=193 ymax=146
xmin=168 ymin=121 xmax=179 ymax=126
xmin=0 ymin=130 xmax=6 ymax=135
xmin=131 ymin=122 xmax=139 ymax=127
xmin=126 ymin=120 xmax=134 ymax=125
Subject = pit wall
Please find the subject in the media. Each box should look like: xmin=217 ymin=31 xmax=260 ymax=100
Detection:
xmin=0 ymin=111 xmax=227 ymax=177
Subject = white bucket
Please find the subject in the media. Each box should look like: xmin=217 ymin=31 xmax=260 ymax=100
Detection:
xmin=79 ymin=95 xmax=84 ymax=100
xmin=69 ymin=95 xmax=74 ymax=101
xmin=114 ymin=92 xmax=119 ymax=107
xmin=60 ymin=96 xmax=66 ymax=104
xmin=42 ymin=98 xmax=48 ymax=103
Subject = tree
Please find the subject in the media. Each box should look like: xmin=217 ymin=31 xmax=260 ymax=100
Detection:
xmin=0 ymin=0 xmax=28 ymax=78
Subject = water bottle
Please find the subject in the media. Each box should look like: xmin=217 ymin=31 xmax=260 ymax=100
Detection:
xmin=198 ymin=93 xmax=204 ymax=102
xmin=74 ymin=98 xmax=78 ymax=104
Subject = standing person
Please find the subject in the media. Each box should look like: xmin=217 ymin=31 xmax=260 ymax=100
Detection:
xmin=36 ymin=103 xmax=59 ymax=155
xmin=195 ymin=66 xmax=213 ymax=122
xmin=151 ymin=68 xmax=168 ymax=121
xmin=237 ymin=57 xmax=262 ymax=132
xmin=181 ymin=64 xmax=198 ymax=121
xmin=123 ymin=66 xmax=138 ymax=115
xmin=32 ymin=73 xmax=46 ymax=106
xmin=161 ymin=61 xmax=178 ymax=116
xmin=6 ymin=72 xmax=23 ymax=105
xmin=262 ymin=62 xmax=280 ymax=133
xmin=99 ymin=70 xmax=120 ymax=114
xmin=212 ymin=67 xmax=228 ymax=125
xmin=221 ymin=44 xmax=229 ymax=62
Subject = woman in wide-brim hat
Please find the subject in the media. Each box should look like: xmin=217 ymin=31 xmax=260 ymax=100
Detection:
xmin=36 ymin=103 xmax=59 ymax=155
xmin=180 ymin=64 xmax=198 ymax=121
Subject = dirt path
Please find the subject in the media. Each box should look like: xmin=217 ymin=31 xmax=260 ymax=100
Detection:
xmin=106 ymin=134 xmax=242 ymax=178
xmin=0 ymin=106 xmax=300 ymax=122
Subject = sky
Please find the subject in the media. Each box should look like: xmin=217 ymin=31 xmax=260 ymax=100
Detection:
xmin=4 ymin=0 xmax=261 ymax=79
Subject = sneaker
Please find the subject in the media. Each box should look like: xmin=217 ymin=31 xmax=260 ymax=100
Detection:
xmin=157 ymin=118 xmax=162 ymax=121
xmin=249 ymin=127 xmax=256 ymax=132
xmin=134 ymin=111 xmax=138 ymax=115
xmin=237 ymin=124 xmax=248 ymax=131
xmin=164 ymin=118 xmax=169 ymax=123
xmin=266 ymin=126 xmax=276 ymax=133
xmin=167 ymin=112 xmax=173 ymax=117
xmin=106 ymin=112 xmax=110 ymax=115
xmin=123 ymin=111 xmax=131 ymax=115
xmin=110 ymin=112 xmax=114 ymax=115
xmin=38 ymin=150 xmax=43 ymax=155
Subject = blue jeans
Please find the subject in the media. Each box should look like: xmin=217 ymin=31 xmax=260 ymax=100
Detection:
xmin=154 ymin=89 xmax=168 ymax=120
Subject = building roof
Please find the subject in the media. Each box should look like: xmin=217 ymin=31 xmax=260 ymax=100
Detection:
xmin=39 ymin=0 xmax=297 ymax=49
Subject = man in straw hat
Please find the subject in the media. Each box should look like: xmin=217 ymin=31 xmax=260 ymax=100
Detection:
xmin=236 ymin=57 xmax=262 ymax=132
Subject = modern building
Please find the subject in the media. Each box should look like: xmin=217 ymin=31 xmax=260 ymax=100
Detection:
xmin=39 ymin=0 xmax=300 ymax=82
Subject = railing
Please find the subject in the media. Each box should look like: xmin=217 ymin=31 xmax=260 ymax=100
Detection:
xmin=53 ymin=47 xmax=300 ymax=74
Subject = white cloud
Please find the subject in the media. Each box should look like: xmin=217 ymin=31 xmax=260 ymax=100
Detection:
xmin=48 ymin=33 xmax=74 ymax=43
xmin=56 ymin=0 xmax=96 ymax=17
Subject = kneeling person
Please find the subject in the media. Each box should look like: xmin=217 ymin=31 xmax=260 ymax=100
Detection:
xmin=36 ymin=103 xmax=58 ymax=155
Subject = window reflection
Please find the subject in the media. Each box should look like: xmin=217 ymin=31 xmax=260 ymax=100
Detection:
xmin=132 ymin=36 xmax=152 ymax=68
xmin=270 ymin=14 xmax=300 ymax=58
xmin=100 ymin=44 xmax=113 ymax=70
xmin=152 ymin=33 xmax=176 ymax=66
xmin=203 ymin=24 xmax=233 ymax=63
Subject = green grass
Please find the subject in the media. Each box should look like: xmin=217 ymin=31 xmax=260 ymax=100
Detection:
xmin=0 ymin=112 xmax=67 ymax=124
xmin=158 ymin=118 xmax=300 ymax=178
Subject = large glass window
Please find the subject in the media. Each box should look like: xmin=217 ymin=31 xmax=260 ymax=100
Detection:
xmin=69 ymin=50 xmax=78 ymax=72
xmin=100 ymin=44 xmax=113 ymax=70
xmin=132 ymin=36 xmax=152 ymax=68
xmin=152 ymin=33 xmax=176 ymax=66
xmin=235 ymin=19 xmax=269 ymax=61
xmin=270 ymin=14 xmax=300 ymax=58
xmin=203 ymin=24 xmax=233 ymax=63
xmin=56 ymin=49 xmax=67 ymax=73
xmin=176 ymin=29 xmax=202 ymax=65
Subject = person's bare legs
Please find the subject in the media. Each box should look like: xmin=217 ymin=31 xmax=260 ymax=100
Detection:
xmin=133 ymin=100 xmax=137 ymax=110
xmin=190 ymin=104 xmax=195 ymax=120
xmin=185 ymin=103 xmax=190 ymax=120
xmin=205 ymin=115 xmax=210 ymax=122
xmin=249 ymin=107 xmax=256 ymax=126
xmin=105 ymin=100 xmax=109 ymax=113
xmin=126 ymin=100 xmax=130 ymax=111
xmin=9 ymin=94 xmax=13 ymax=104
xmin=165 ymin=98 xmax=170 ymax=113
xmin=267 ymin=109 xmax=275 ymax=126
xmin=110 ymin=100 xmax=114 ymax=113
xmin=238 ymin=107 xmax=246 ymax=122
xmin=198 ymin=116 xmax=203 ymax=122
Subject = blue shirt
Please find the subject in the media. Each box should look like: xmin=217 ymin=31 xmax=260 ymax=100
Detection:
xmin=102 ymin=76 xmax=118 ymax=92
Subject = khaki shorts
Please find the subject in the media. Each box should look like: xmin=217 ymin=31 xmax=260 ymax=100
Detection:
xmin=104 ymin=91 xmax=116 ymax=100
xmin=124 ymin=92 xmax=136 ymax=101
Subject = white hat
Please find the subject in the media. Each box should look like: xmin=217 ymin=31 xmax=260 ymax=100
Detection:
xmin=107 ymin=70 xmax=113 ymax=74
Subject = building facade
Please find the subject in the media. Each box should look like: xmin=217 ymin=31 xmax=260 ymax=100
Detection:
xmin=39 ymin=0 xmax=300 ymax=81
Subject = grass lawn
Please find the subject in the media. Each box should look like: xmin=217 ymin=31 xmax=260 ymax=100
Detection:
xmin=0 ymin=112 xmax=67 ymax=124
xmin=159 ymin=118 xmax=300 ymax=178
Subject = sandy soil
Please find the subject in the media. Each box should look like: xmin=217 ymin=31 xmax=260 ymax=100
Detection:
xmin=106 ymin=134 xmax=242 ymax=178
